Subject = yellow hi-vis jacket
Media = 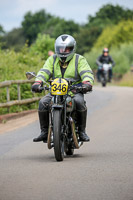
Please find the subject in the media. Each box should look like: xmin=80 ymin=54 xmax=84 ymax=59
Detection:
xmin=35 ymin=54 xmax=94 ymax=85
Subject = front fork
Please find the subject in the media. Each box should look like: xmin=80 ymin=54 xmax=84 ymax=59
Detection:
xmin=47 ymin=96 xmax=66 ymax=149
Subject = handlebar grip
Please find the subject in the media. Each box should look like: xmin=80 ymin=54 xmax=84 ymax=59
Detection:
xmin=37 ymin=86 xmax=43 ymax=93
xmin=39 ymin=86 xmax=49 ymax=91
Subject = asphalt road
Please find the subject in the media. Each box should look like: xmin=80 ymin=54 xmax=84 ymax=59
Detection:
xmin=0 ymin=86 xmax=133 ymax=200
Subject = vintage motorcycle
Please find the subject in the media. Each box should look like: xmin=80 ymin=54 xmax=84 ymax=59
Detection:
xmin=99 ymin=64 xmax=112 ymax=87
xmin=26 ymin=72 xmax=90 ymax=162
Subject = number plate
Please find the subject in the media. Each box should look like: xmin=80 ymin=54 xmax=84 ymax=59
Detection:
xmin=51 ymin=78 xmax=68 ymax=95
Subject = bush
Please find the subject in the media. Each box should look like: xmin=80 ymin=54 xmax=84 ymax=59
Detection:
xmin=111 ymin=50 xmax=130 ymax=78
xmin=94 ymin=20 xmax=133 ymax=48
xmin=30 ymin=34 xmax=55 ymax=60
xmin=84 ymin=48 xmax=101 ymax=72
xmin=0 ymin=47 xmax=44 ymax=81
xmin=0 ymin=46 xmax=45 ymax=114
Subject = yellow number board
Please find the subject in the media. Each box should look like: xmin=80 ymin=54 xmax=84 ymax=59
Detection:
xmin=51 ymin=78 xmax=68 ymax=95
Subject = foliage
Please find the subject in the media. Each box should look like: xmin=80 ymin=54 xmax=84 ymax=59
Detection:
xmin=74 ymin=26 xmax=101 ymax=54
xmin=1 ymin=4 xmax=133 ymax=55
xmin=87 ymin=4 xmax=133 ymax=26
xmin=0 ymin=25 xmax=5 ymax=35
xmin=0 ymin=47 xmax=44 ymax=114
xmin=21 ymin=10 xmax=79 ymax=45
xmin=0 ymin=25 xmax=5 ymax=47
xmin=94 ymin=20 xmax=133 ymax=48
xmin=111 ymin=50 xmax=130 ymax=77
xmin=0 ymin=45 xmax=45 ymax=81
xmin=84 ymin=4 xmax=133 ymax=53
xmin=22 ymin=9 xmax=53 ymax=45
xmin=118 ymin=72 xmax=133 ymax=87
xmin=46 ymin=19 xmax=80 ymax=39
xmin=116 ymin=42 xmax=133 ymax=65
xmin=111 ymin=43 xmax=133 ymax=77
xmin=30 ymin=34 xmax=55 ymax=60
xmin=84 ymin=48 xmax=100 ymax=71
xmin=1 ymin=4 xmax=133 ymax=115
xmin=1 ymin=28 xmax=26 ymax=51
xmin=84 ymin=42 xmax=133 ymax=78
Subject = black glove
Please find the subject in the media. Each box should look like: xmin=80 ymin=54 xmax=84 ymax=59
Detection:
xmin=32 ymin=81 xmax=43 ymax=93
xmin=82 ymin=81 xmax=92 ymax=93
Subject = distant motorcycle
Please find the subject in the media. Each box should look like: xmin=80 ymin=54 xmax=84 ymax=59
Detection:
xmin=99 ymin=64 xmax=112 ymax=87
xmin=26 ymin=72 xmax=91 ymax=162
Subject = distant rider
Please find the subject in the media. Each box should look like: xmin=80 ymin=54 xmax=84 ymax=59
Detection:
xmin=31 ymin=34 xmax=94 ymax=143
xmin=96 ymin=48 xmax=115 ymax=82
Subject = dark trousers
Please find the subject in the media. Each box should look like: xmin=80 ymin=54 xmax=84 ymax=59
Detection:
xmin=38 ymin=93 xmax=87 ymax=134
xmin=38 ymin=93 xmax=87 ymax=111
xmin=97 ymin=68 xmax=113 ymax=81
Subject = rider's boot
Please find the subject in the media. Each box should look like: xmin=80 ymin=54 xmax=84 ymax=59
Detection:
xmin=33 ymin=110 xmax=49 ymax=142
xmin=77 ymin=109 xmax=90 ymax=142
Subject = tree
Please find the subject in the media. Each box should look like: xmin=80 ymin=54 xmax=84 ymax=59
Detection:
xmin=87 ymin=4 xmax=133 ymax=26
xmin=1 ymin=4 xmax=133 ymax=54
xmin=82 ymin=4 xmax=133 ymax=53
xmin=30 ymin=34 xmax=55 ymax=60
xmin=0 ymin=25 xmax=5 ymax=47
xmin=0 ymin=25 xmax=5 ymax=35
xmin=40 ymin=17 xmax=80 ymax=39
xmin=74 ymin=26 xmax=101 ymax=54
xmin=22 ymin=9 xmax=53 ymax=45
xmin=1 ymin=28 xmax=26 ymax=51
xmin=94 ymin=20 xmax=133 ymax=49
xmin=51 ymin=19 xmax=79 ymax=38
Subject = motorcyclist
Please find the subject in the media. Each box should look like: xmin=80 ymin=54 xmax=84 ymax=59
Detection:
xmin=32 ymin=34 xmax=94 ymax=143
xmin=96 ymin=48 xmax=115 ymax=82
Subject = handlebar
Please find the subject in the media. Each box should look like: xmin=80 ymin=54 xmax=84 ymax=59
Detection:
xmin=69 ymin=85 xmax=83 ymax=92
xmin=39 ymin=85 xmax=83 ymax=92
xmin=39 ymin=86 xmax=49 ymax=92
xmin=36 ymin=82 xmax=92 ymax=94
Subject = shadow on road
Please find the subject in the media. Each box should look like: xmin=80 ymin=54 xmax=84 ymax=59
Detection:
xmin=16 ymin=152 xmax=90 ymax=163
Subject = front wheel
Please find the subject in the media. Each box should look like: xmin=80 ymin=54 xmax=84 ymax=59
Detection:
xmin=53 ymin=109 xmax=64 ymax=161
xmin=102 ymin=81 xmax=106 ymax=87
xmin=101 ymin=75 xmax=106 ymax=87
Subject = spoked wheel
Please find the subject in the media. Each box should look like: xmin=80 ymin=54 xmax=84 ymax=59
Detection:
xmin=53 ymin=109 xmax=64 ymax=162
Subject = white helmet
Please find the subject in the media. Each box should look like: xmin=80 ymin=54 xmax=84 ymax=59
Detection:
xmin=55 ymin=34 xmax=76 ymax=63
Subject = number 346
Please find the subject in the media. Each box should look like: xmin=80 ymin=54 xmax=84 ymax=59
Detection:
xmin=52 ymin=83 xmax=67 ymax=92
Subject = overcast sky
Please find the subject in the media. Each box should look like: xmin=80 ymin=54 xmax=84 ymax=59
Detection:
xmin=0 ymin=0 xmax=133 ymax=32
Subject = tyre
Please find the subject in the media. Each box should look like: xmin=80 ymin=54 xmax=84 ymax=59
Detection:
xmin=102 ymin=77 xmax=106 ymax=87
xmin=53 ymin=109 xmax=64 ymax=161
xmin=102 ymin=82 xmax=106 ymax=87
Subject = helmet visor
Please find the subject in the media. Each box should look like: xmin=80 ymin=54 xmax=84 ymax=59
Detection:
xmin=55 ymin=46 xmax=74 ymax=55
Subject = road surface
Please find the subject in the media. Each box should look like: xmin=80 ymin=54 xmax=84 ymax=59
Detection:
xmin=0 ymin=86 xmax=133 ymax=200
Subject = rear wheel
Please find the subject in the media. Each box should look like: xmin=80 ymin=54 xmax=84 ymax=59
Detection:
xmin=53 ymin=109 xmax=64 ymax=161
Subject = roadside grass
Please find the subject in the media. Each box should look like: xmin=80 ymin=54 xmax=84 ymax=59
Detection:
xmin=116 ymin=71 xmax=133 ymax=87
xmin=93 ymin=71 xmax=133 ymax=87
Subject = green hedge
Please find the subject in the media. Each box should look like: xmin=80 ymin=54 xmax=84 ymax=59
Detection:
xmin=0 ymin=46 xmax=44 ymax=114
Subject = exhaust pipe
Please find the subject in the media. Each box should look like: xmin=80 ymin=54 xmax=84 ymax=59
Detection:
xmin=47 ymin=126 xmax=53 ymax=149
xmin=69 ymin=117 xmax=83 ymax=149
